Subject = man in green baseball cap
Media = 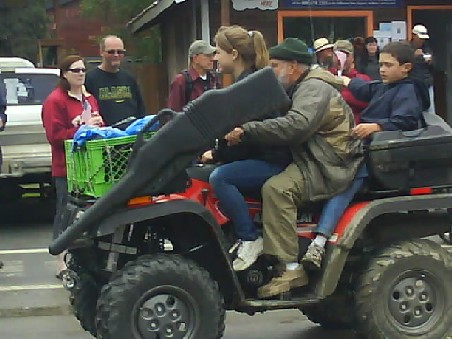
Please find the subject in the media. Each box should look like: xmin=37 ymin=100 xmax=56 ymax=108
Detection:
xmin=226 ymin=38 xmax=363 ymax=298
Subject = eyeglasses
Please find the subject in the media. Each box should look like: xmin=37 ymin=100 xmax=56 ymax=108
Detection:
xmin=68 ymin=68 xmax=86 ymax=73
xmin=106 ymin=49 xmax=126 ymax=55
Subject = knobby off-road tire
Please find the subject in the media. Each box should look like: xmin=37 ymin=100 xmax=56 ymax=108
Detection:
xmin=96 ymin=254 xmax=225 ymax=339
xmin=354 ymin=239 xmax=452 ymax=339
xmin=69 ymin=271 xmax=100 ymax=337
xmin=299 ymin=292 xmax=353 ymax=330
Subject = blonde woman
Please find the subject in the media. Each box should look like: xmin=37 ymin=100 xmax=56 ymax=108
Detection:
xmin=203 ymin=26 xmax=292 ymax=271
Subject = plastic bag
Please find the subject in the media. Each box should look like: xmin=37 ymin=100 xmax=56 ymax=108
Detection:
xmin=124 ymin=115 xmax=159 ymax=135
xmin=72 ymin=125 xmax=128 ymax=149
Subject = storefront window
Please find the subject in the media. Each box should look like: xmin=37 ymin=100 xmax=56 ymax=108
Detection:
xmin=283 ymin=17 xmax=366 ymax=47
xmin=278 ymin=10 xmax=373 ymax=47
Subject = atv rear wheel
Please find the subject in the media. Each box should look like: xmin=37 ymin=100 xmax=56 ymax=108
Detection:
xmin=96 ymin=254 xmax=225 ymax=339
xmin=354 ymin=239 xmax=452 ymax=338
xmin=69 ymin=271 xmax=100 ymax=337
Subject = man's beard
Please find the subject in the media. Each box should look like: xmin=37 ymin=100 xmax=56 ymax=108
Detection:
xmin=320 ymin=56 xmax=334 ymax=69
xmin=277 ymin=66 xmax=290 ymax=89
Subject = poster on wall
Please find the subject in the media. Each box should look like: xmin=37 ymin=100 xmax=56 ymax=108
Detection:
xmin=232 ymin=0 xmax=278 ymax=10
xmin=373 ymin=21 xmax=407 ymax=47
xmin=282 ymin=0 xmax=402 ymax=8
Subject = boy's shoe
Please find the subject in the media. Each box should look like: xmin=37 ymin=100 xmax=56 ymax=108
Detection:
xmin=258 ymin=266 xmax=309 ymax=299
xmin=301 ymin=243 xmax=325 ymax=271
xmin=0 ymin=260 xmax=3 ymax=269
xmin=232 ymin=237 xmax=263 ymax=271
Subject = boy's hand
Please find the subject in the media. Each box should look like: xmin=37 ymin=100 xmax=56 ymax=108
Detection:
xmin=352 ymin=123 xmax=382 ymax=139
xmin=341 ymin=76 xmax=351 ymax=87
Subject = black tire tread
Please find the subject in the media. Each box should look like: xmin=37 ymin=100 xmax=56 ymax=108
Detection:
xmin=300 ymin=296 xmax=353 ymax=330
xmin=354 ymin=239 xmax=452 ymax=339
xmin=96 ymin=254 xmax=225 ymax=339
xmin=70 ymin=273 xmax=100 ymax=337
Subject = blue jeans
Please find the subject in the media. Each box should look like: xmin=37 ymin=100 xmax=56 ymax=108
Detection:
xmin=315 ymin=164 xmax=368 ymax=237
xmin=209 ymin=159 xmax=285 ymax=241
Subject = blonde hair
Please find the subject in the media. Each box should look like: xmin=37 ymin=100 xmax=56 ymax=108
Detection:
xmin=214 ymin=25 xmax=269 ymax=70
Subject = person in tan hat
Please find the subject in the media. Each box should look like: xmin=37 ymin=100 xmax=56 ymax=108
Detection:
xmin=225 ymin=38 xmax=363 ymax=299
xmin=313 ymin=37 xmax=335 ymax=68
xmin=410 ymin=24 xmax=434 ymax=113
xmin=167 ymin=40 xmax=217 ymax=112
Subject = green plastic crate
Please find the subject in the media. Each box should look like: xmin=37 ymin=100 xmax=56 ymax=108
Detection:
xmin=65 ymin=134 xmax=152 ymax=197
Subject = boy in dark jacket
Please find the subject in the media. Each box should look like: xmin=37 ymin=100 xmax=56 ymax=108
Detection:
xmin=302 ymin=41 xmax=430 ymax=270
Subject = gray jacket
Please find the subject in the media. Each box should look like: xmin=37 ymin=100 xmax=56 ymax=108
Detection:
xmin=242 ymin=67 xmax=363 ymax=202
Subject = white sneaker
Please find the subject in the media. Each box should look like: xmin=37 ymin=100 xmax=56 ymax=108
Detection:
xmin=229 ymin=239 xmax=242 ymax=255
xmin=233 ymin=237 xmax=263 ymax=271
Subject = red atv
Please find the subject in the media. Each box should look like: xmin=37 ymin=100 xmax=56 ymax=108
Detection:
xmin=51 ymin=68 xmax=452 ymax=339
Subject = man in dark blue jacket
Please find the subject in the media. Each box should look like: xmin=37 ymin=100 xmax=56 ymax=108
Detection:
xmin=302 ymin=41 xmax=430 ymax=270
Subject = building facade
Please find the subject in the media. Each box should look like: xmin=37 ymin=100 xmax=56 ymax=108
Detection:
xmin=39 ymin=0 xmax=102 ymax=67
xmin=129 ymin=0 xmax=452 ymax=119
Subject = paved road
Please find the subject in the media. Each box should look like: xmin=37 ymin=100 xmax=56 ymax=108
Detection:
xmin=0 ymin=312 xmax=354 ymax=339
xmin=0 ymin=199 xmax=356 ymax=338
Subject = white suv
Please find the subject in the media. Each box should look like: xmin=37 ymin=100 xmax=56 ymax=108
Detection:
xmin=0 ymin=67 xmax=59 ymax=200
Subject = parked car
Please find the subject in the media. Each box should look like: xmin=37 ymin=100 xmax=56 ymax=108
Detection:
xmin=0 ymin=57 xmax=35 ymax=71
xmin=0 ymin=67 xmax=60 ymax=201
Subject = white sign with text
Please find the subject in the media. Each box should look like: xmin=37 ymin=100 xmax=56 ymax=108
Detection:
xmin=232 ymin=0 xmax=278 ymax=11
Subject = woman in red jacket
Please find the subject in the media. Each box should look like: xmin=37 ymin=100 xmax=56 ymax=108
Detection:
xmin=42 ymin=55 xmax=103 ymax=278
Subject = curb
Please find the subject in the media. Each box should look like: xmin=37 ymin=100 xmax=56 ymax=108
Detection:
xmin=0 ymin=304 xmax=72 ymax=318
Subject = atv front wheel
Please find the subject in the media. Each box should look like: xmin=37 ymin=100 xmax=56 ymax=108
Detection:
xmin=69 ymin=271 xmax=100 ymax=337
xmin=299 ymin=292 xmax=353 ymax=330
xmin=96 ymin=254 xmax=225 ymax=339
xmin=354 ymin=239 xmax=452 ymax=338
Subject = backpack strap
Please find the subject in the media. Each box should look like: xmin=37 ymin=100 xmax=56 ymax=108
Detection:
xmin=181 ymin=70 xmax=193 ymax=105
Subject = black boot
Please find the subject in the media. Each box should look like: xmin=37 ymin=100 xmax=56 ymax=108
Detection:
xmin=0 ymin=260 xmax=3 ymax=269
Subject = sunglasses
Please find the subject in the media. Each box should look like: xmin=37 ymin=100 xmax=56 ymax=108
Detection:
xmin=106 ymin=49 xmax=126 ymax=55
xmin=68 ymin=68 xmax=86 ymax=73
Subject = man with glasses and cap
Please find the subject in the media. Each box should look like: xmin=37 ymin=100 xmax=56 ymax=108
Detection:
xmin=85 ymin=35 xmax=146 ymax=128
xmin=167 ymin=40 xmax=218 ymax=112
xmin=410 ymin=24 xmax=435 ymax=113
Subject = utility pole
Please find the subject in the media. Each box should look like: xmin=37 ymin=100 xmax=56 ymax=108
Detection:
xmin=220 ymin=0 xmax=230 ymax=26
xmin=53 ymin=0 xmax=59 ymax=38
xmin=220 ymin=0 xmax=232 ymax=86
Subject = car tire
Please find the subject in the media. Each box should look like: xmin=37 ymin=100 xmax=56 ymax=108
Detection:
xmin=354 ymin=239 xmax=452 ymax=338
xmin=96 ymin=254 xmax=225 ymax=339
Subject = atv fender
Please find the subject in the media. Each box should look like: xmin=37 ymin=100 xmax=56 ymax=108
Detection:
xmin=95 ymin=199 xmax=245 ymax=303
xmin=316 ymin=193 xmax=452 ymax=297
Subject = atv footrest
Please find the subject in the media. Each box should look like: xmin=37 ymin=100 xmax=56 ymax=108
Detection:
xmin=238 ymin=294 xmax=320 ymax=312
